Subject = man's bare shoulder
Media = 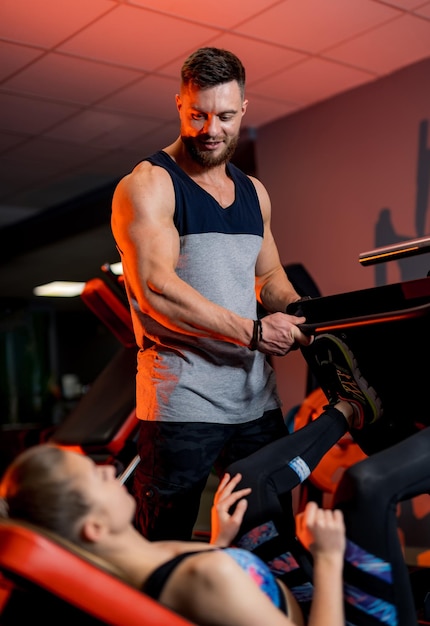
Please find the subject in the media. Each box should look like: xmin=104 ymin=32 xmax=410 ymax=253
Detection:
xmin=112 ymin=159 xmax=174 ymax=212
xmin=120 ymin=159 xmax=172 ymax=190
xmin=112 ymin=158 xmax=176 ymax=238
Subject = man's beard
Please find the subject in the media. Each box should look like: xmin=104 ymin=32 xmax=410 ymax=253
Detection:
xmin=182 ymin=134 xmax=239 ymax=168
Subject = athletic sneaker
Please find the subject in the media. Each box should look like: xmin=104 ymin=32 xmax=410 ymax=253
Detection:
xmin=310 ymin=333 xmax=383 ymax=429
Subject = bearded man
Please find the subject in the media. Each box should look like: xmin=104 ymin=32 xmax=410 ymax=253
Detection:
xmin=111 ymin=47 xmax=312 ymax=541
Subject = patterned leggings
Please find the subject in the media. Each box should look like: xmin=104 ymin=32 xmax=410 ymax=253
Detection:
xmin=228 ymin=409 xmax=428 ymax=625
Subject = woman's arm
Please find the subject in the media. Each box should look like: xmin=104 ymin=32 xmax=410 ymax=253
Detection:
xmin=161 ymin=549 xmax=298 ymax=626
xmin=296 ymin=501 xmax=345 ymax=626
xmin=209 ymin=473 xmax=250 ymax=547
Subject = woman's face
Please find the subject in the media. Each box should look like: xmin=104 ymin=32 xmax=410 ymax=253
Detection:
xmin=63 ymin=450 xmax=136 ymax=533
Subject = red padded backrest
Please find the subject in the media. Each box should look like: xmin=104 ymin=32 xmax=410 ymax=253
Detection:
xmin=0 ymin=519 xmax=194 ymax=626
xmin=50 ymin=345 xmax=138 ymax=453
xmin=81 ymin=277 xmax=135 ymax=348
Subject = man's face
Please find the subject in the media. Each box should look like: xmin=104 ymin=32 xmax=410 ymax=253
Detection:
xmin=176 ymin=80 xmax=248 ymax=167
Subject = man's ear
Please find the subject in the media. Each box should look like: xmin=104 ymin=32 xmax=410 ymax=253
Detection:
xmin=81 ymin=515 xmax=105 ymax=543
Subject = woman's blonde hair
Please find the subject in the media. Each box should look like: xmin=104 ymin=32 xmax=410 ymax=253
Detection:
xmin=0 ymin=443 xmax=90 ymax=546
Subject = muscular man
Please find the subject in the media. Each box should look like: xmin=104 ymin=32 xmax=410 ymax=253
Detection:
xmin=111 ymin=47 xmax=312 ymax=540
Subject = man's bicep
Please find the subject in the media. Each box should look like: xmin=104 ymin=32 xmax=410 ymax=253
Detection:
xmin=115 ymin=165 xmax=177 ymax=253
xmin=134 ymin=218 xmax=180 ymax=282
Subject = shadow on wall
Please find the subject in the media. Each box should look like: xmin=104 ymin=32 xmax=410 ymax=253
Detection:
xmin=374 ymin=119 xmax=430 ymax=286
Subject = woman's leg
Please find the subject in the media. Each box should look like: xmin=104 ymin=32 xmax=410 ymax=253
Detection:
xmin=334 ymin=427 xmax=430 ymax=626
xmin=226 ymin=406 xmax=349 ymax=615
xmin=228 ymin=406 xmax=348 ymax=534
xmin=226 ymin=332 xmax=384 ymax=618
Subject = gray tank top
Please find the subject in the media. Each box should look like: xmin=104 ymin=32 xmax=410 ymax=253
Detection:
xmin=123 ymin=151 xmax=280 ymax=424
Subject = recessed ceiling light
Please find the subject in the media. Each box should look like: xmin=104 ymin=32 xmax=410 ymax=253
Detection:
xmin=109 ymin=262 xmax=123 ymax=275
xmin=33 ymin=281 xmax=86 ymax=297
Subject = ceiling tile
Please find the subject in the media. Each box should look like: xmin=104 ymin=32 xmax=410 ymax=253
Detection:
xmin=250 ymin=58 xmax=374 ymax=105
xmin=5 ymin=136 xmax=107 ymax=165
xmin=100 ymin=74 xmax=179 ymax=118
xmin=69 ymin=149 xmax=144 ymax=177
xmin=2 ymin=53 xmax=143 ymax=105
xmin=0 ymin=0 xmax=116 ymax=48
xmin=125 ymin=0 xmax=278 ymax=29
xmin=62 ymin=121 xmax=180 ymax=175
xmin=0 ymin=151 xmax=78 ymax=199
xmin=87 ymin=115 xmax=166 ymax=149
xmin=125 ymin=120 xmax=179 ymax=153
xmin=243 ymin=96 xmax=301 ymax=128
xmin=0 ymin=132 xmax=29 ymax=152
xmin=43 ymin=109 xmax=139 ymax=144
xmin=58 ymin=4 xmax=219 ymax=71
xmin=413 ymin=2 xmax=430 ymax=17
xmin=381 ymin=0 xmax=429 ymax=8
xmin=235 ymin=0 xmax=400 ymax=53
xmin=0 ymin=41 xmax=43 ymax=80
xmin=0 ymin=0 xmax=429 ymax=301
xmin=326 ymin=14 xmax=430 ymax=74
xmin=0 ymin=93 xmax=79 ymax=134
xmin=201 ymin=33 xmax=307 ymax=86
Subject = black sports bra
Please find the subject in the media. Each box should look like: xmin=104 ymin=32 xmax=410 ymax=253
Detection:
xmin=142 ymin=548 xmax=287 ymax=614
xmin=143 ymin=551 xmax=199 ymax=599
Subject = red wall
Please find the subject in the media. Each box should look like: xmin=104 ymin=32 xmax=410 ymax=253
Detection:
xmin=255 ymin=57 xmax=430 ymax=413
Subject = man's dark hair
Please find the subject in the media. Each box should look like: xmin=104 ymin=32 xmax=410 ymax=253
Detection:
xmin=181 ymin=47 xmax=246 ymax=97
